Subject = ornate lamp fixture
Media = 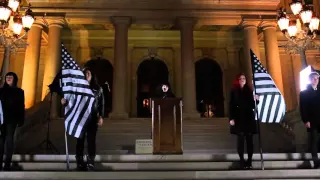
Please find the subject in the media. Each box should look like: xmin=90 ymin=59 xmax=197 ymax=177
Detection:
xmin=277 ymin=0 xmax=319 ymax=54
xmin=0 ymin=0 xmax=35 ymax=50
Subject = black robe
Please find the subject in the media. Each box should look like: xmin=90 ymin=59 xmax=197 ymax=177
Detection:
xmin=0 ymin=87 xmax=25 ymax=125
xmin=228 ymin=86 xmax=257 ymax=135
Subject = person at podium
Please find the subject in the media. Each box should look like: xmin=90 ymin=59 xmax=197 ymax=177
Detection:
xmin=228 ymin=73 xmax=259 ymax=170
xmin=155 ymin=84 xmax=175 ymax=98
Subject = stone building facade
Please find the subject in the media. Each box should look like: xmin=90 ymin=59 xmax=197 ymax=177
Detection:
xmin=0 ymin=0 xmax=320 ymax=119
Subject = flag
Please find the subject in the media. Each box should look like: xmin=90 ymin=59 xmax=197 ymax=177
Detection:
xmin=250 ymin=49 xmax=286 ymax=123
xmin=60 ymin=44 xmax=95 ymax=138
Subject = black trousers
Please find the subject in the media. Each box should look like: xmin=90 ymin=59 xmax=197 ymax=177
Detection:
xmin=76 ymin=118 xmax=98 ymax=158
xmin=310 ymin=130 xmax=320 ymax=165
xmin=0 ymin=123 xmax=17 ymax=168
xmin=237 ymin=133 xmax=254 ymax=163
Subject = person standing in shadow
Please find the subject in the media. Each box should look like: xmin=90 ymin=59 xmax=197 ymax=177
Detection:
xmin=228 ymin=73 xmax=259 ymax=170
xmin=0 ymin=72 xmax=25 ymax=171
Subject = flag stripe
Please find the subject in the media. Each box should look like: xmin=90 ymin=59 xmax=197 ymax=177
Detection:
xmin=251 ymin=49 xmax=285 ymax=123
xmin=70 ymin=96 xmax=91 ymax=136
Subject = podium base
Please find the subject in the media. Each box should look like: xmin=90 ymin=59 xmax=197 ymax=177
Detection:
xmin=109 ymin=112 xmax=129 ymax=120
xmin=183 ymin=112 xmax=200 ymax=120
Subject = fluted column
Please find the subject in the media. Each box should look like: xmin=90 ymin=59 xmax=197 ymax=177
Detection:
xmin=42 ymin=19 xmax=64 ymax=118
xmin=110 ymin=17 xmax=131 ymax=119
xmin=178 ymin=18 xmax=199 ymax=119
xmin=242 ymin=21 xmax=260 ymax=86
xmin=261 ymin=22 xmax=284 ymax=95
xmin=21 ymin=20 xmax=44 ymax=108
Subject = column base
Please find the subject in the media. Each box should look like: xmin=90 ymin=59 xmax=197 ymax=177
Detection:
xmin=109 ymin=112 xmax=129 ymax=120
xmin=183 ymin=112 xmax=200 ymax=120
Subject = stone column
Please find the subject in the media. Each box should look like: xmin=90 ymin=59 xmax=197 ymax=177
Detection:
xmin=110 ymin=17 xmax=131 ymax=119
xmin=242 ymin=21 xmax=260 ymax=86
xmin=178 ymin=18 xmax=199 ymax=119
xmin=21 ymin=20 xmax=44 ymax=108
xmin=42 ymin=19 xmax=64 ymax=118
xmin=261 ymin=22 xmax=284 ymax=95
xmin=173 ymin=45 xmax=182 ymax=97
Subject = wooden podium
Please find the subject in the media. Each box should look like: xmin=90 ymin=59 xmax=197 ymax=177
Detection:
xmin=151 ymin=98 xmax=183 ymax=154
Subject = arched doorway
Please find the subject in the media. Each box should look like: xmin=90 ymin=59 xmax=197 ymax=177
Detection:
xmin=195 ymin=58 xmax=224 ymax=117
xmin=137 ymin=58 xmax=169 ymax=117
xmin=84 ymin=58 xmax=113 ymax=117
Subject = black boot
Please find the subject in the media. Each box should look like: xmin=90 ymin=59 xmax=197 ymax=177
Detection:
xmin=76 ymin=156 xmax=87 ymax=171
xmin=245 ymin=159 xmax=253 ymax=170
xmin=239 ymin=159 xmax=245 ymax=170
xmin=87 ymin=155 xmax=95 ymax=171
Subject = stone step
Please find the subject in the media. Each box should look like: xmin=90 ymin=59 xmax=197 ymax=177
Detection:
xmin=9 ymin=153 xmax=320 ymax=162
xmin=0 ymin=170 xmax=319 ymax=179
xmin=7 ymin=161 xmax=314 ymax=171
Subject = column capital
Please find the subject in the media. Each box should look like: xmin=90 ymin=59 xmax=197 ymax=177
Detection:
xmin=47 ymin=18 xmax=65 ymax=28
xmin=260 ymin=21 xmax=277 ymax=31
xmin=32 ymin=19 xmax=46 ymax=29
xmin=111 ymin=16 xmax=132 ymax=26
xmin=241 ymin=20 xmax=260 ymax=30
xmin=177 ymin=17 xmax=196 ymax=28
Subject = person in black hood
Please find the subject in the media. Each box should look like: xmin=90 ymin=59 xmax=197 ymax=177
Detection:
xmin=0 ymin=72 xmax=25 ymax=171
xmin=300 ymin=72 xmax=320 ymax=169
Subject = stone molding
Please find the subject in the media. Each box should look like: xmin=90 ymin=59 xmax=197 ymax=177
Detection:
xmin=260 ymin=21 xmax=277 ymax=31
xmin=46 ymin=18 xmax=66 ymax=28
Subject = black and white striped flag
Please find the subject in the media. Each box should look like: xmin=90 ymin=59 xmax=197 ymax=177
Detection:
xmin=250 ymin=49 xmax=286 ymax=123
xmin=61 ymin=44 xmax=95 ymax=138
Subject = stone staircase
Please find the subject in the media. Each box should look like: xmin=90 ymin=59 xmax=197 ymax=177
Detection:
xmin=15 ymin=118 xmax=294 ymax=154
xmin=1 ymin=153 xmax=320 ymax=179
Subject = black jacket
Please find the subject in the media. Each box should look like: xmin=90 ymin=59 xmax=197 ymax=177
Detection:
xmin=0 ymin=87 xmax=25 ymax=126
xmin=91 ymin=87 xmax=105 ymax=120
xmin=228 ymin=86 xmax=257 ymax=134
xmin=300 ymin=84 xmax=320 ymax=131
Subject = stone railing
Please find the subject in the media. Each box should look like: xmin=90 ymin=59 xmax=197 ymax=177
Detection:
xmin=14 ymin=95 xmax=51 ymax=144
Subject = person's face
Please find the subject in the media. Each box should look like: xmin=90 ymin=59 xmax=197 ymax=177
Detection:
xmin=238 ymin=75 xmax=246 ymax=87
xmin=85 ymin=70 xmax=92 ymax=83
xmin=5 ymin=75 xmax=14 ymax=86
xmin=310 ymin=74 xmax=319 ymax=86
xmin=162 ymin=85 xmax=169 ymax=92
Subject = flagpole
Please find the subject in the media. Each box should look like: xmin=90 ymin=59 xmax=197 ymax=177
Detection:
xmin=250 ymin=49 xmax=264 ymax=170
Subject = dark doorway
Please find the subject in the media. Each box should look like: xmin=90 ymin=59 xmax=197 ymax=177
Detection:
xmin=137 ymin=58 xmax=169 ymax=117
xmin=195 ymin=58 xmax=224 ymax=117
xmin=84 ymin=58 xmax=113 ymax=117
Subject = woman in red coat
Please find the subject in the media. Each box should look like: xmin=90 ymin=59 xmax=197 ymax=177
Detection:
xmin=228 ymin=73 xmax=259 ymax=169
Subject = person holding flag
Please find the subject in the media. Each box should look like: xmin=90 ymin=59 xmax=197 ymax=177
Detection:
xmin=61 ymin=67 xmax=104 ymax=171
xmin=50 ymin=44 xmax=105 ymax=171
xmin=228 ymin=73 xmax=259 ymax=170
